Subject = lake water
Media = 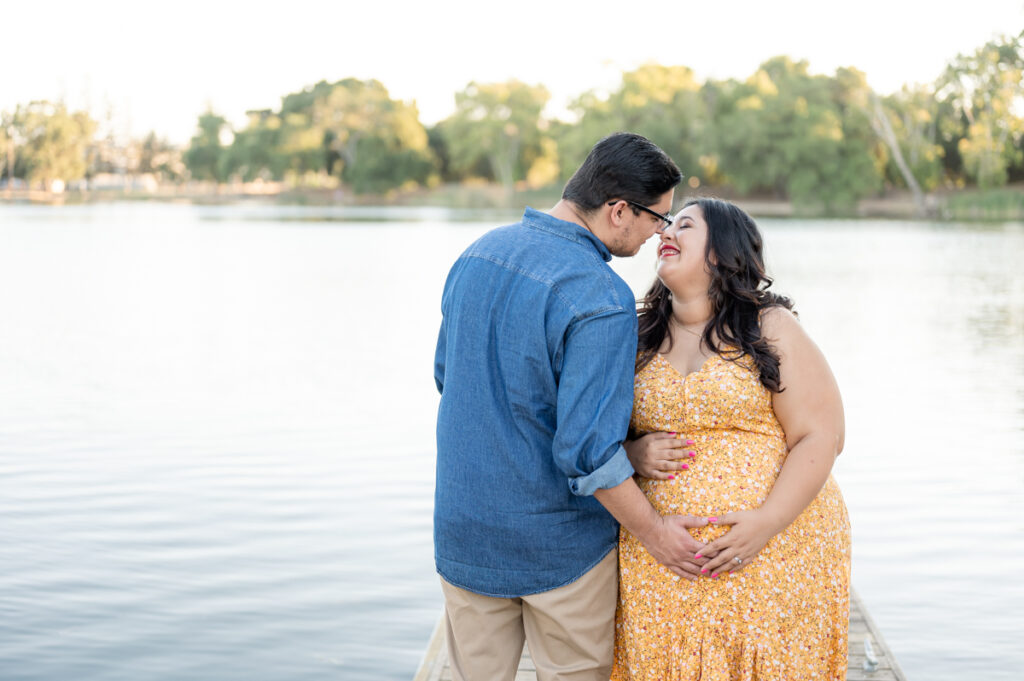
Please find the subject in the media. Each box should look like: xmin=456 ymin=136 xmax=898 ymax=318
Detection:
xmin=0 ymin=202 xmax=1021 ymax=681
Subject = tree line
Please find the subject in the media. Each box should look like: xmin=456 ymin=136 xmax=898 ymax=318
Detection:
xmin=2 ymin=33 xmax=1021 ymax=214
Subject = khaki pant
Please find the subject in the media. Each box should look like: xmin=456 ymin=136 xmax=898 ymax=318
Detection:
xmin=440 ymin=549 xmax=618 ymax=681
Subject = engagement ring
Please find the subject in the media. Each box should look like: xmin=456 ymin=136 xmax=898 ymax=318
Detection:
xmin=734 ymin=557 xmax=743 ymax=564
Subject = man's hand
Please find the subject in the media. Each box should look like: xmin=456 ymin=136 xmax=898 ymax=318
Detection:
xmin=625 ymin=432 xmax=696 ymax=480
xmin=638 ymin=514 xmax=709 ymax=579
xmin=593 ymin=478 xmax=708 ymax=579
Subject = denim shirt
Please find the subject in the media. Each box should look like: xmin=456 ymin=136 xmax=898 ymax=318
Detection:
xmin=433 ymin=207 xmax=638 ymax=597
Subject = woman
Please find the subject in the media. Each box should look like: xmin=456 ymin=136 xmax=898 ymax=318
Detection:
xmin=611 ymin=198 xmax=851 ymax=681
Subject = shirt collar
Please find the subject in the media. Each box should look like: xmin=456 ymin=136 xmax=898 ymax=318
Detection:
xmin=521 ymin=207 xmax=612 ymax=262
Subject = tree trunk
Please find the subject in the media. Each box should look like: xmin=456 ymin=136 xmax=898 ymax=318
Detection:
xmin=871 ymin=95 xmax=929 ymax=218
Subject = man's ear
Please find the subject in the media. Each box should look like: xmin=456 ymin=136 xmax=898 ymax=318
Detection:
xmin=607 ymin=200 xmax=629 ymax=227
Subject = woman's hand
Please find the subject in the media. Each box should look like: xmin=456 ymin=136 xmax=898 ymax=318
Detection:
xmin=695 ymin=509 xmax=780 ymax=577
xmin=624 ymin=432 xmax=696 ymax=480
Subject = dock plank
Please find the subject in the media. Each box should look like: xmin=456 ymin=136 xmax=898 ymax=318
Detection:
xmin=413 ymin=588 xmax=906 ymax=681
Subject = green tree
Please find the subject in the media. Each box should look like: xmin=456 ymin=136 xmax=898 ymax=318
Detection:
xmin=277 ymin=110 xmax=328 ymax=181
xmin=225 ymin=110 xmax=287 ymax=182
xmin=874 ymin=85 xmax=946 ymax=193
xmin=244 ymin=78 xmax=436 ymax=192
xmin=829 ymin=67 xmax=888 ymax=204
xmin=10 ymin=101 xmax=96 ymax=190
xmin=311 ymin=78 xmax=434 ymax=193
xmin=0 ymin=114 xmax=11 ymax=184
xmin=274 ymin=81 xmax=333 ymax=182
xmin=184 ymin=110 xmax=231 ymax=182
xmin=426 ymin=124 xmax=457 ymax=183
xmin=139 ymin=131 xmax=185 ymax=182
xmin=559 ymin=65 xmax=707 ymax=184
xmin=440 ymin=80 xmax=550 ymax=198
xmin=709 ymin=58 xmax=881 ymax=212
xmin=936 ymin=34 xmax=1024 ymax=188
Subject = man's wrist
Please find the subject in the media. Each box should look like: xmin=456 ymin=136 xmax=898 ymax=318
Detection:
xmin=633 ymin=513 xmax=665 ymax=552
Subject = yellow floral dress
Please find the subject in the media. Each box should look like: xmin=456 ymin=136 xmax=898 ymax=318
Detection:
xmin=612 ymin=352 xmax=851 ymax=681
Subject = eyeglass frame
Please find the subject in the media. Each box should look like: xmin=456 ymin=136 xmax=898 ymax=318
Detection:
xmin=606 ymin=199 xmax=674 ymax=232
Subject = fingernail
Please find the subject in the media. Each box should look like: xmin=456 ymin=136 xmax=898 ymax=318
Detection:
xmin=708 ymin=517 xmax=718 ymax=523
xmin=667 ymin=475 xmax=675 ymax=480
xmin=686 ymin=440 xmax=695 ymax=445
xmin=681 ymin=464 xmax=689 ymax=470
xmin=669 ymin=431 xmax=677 ymax=435
xmin=688 ymin=451 xmax=696 ymax=457
xmin=695 ymin=554 xmax=702 ymax=559
xmin=729 ymin=571 xmax=734 ymax=575
xmin=700 ymin=568 xmax=707 ymax=573
xmin=712 ymin=573 xmax=719 ymax=579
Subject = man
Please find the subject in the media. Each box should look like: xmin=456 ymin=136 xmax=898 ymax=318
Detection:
xmin=433 ymin=133 xmax=707 ymax=681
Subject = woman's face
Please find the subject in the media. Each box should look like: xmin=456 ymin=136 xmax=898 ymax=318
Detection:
xmin=656 ymin=203 xmax=712 ymax=292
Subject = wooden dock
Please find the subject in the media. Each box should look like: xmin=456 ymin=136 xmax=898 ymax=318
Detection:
xmin=414 ymin=588 xmax=906 ymax=681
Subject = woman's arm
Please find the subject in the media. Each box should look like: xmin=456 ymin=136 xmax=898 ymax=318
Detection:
xmin=699 ymin=306 xmax=844 ymax=577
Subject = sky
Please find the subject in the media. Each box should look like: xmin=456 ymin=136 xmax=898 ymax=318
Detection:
xmin=3 ymin=0 xmax=1022 ymax=145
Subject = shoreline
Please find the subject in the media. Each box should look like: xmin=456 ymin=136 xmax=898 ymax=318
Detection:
xmin=2 ymin=183 xmax=1022 ymax=221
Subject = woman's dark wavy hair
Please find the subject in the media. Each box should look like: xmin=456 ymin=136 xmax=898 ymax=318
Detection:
xmin=636 ymin=198 xmax=795 ymax=393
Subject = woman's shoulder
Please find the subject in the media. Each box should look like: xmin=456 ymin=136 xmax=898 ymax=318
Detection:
xmin=759 ymin=304 xmax=800 ymax=341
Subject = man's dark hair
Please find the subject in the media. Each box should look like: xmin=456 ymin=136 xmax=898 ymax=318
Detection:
xmin=562 ymin=132 xmax=682 ymax=212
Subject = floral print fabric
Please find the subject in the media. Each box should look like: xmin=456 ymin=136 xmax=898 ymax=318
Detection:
xmin=612 ymin=353 xmax=851 ymax=681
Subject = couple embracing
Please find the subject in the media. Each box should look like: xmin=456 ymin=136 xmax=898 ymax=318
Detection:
xmin=433 ymin=133 xmax=850 ymax=681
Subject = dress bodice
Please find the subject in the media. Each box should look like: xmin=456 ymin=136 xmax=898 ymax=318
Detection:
xmin=632 ymin=352 xmax=784 ymax=442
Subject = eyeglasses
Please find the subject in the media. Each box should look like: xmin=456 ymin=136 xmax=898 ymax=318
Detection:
xmin=607 ymin=199 xmax=674 ymax=232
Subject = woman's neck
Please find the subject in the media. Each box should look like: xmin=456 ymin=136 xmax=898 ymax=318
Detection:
xmin=669 ymin=293 xmax=713 ymax=329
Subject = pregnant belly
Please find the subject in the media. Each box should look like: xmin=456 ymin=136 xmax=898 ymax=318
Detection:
xmin=636 ymin=430 xmax=786 ymax=539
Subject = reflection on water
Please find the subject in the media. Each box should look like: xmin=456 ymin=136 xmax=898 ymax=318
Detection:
xmin=0 ymin=203 xmax=1021 ymax=680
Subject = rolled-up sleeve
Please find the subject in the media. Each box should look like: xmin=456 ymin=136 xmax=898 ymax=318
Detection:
xmin=552 ymin=309 xmax=637 ymax=496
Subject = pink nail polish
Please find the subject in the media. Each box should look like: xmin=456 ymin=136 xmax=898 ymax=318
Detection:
xmin=700 ymin=568 xmax=707 ymax=573
xmin=686 ymin=440 xmax=695 ymax=445
xmin=667 ymin=475 xmax=675 ymax=480
xmin=688 ymin=451 xmax=696 ymax=457
xmin=708 ymin=516 xmax=718 ymax=523
xmin=681 ymin=464 xmax=689 ymax=470
xmin=695 ymin=554 xmax=702 ymax=559
xmin=669 ymin=431 xmax=677 ymax=435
